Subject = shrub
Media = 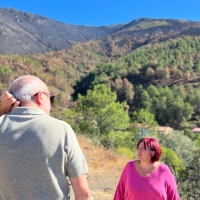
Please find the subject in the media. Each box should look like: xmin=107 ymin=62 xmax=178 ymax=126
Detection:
xmin=115 ymin=147 xmax=135 ymax=159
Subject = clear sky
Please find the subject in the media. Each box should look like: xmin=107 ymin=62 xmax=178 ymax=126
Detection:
xmin=0 ymin=0 xmax=200 ymax=26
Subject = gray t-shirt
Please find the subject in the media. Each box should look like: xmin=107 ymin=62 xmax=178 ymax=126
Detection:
xmin=0 ymin=107 xmax=88 ymax=200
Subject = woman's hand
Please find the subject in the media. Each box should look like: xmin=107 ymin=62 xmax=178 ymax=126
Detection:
xmin=0 ymin=91 xmax=20 ymax=116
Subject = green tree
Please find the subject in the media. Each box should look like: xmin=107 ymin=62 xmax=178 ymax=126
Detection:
xmin=132 ymin=108 xmax=158 ymax=138
xmin=132 ymin=109 xmax=158 ymax=127
xmin=139 ymin=90 xmax=152 ymax=110
xmin=65 ymin=84 xmax=130 ymax=138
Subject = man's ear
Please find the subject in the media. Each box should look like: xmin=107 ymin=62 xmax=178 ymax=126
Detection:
xmin=34 ymin=92 xmax=42 ymax=105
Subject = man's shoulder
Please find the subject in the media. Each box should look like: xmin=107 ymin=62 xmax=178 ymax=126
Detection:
xmin=42 ymin=115 xmax=71 ymax=128
xmin=47 ymin=115 xmax=71 ymax=126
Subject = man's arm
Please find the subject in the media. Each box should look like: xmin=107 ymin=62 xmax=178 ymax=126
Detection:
xmin=0 ymin=91 xmax=20 ymax=116
xmin=70 ymin=174 xmax=91 ymax=200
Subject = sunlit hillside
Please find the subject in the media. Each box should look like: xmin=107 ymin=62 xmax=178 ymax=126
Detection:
xmin=76 ymin=134 xmax=129 ymax=200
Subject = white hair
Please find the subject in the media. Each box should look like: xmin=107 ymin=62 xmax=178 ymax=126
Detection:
xmin=8 ymin=75 xmax=47 ymax=103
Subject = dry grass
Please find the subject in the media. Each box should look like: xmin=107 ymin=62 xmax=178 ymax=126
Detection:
xmin=76 ymin=134 xmax=129 ymax=200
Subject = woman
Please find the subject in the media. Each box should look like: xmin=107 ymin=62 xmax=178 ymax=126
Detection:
xmin=113 ymin=137 xmax=179 ymax=200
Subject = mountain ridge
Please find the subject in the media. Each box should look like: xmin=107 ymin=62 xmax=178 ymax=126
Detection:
xmin=1 ymin=8 xmax=200 ymax=55
xmin=0 ymin=8 xmax=123 ymax=54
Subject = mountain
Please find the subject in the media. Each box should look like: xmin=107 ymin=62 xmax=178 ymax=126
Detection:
xmin=95 ymin=18 xmax=200 ymax=58
xmin=0 ymin=8 xmax=123 ymax=54
xmin=1 ymin=8 xmax=200 ymax=56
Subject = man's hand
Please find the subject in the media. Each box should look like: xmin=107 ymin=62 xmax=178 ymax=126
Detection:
xmin=0 ymin=91 xmax=20 ymax=116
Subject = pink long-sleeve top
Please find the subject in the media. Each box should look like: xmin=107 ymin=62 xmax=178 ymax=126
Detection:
xmin=113 ymin=161 xmax=179 ymax=200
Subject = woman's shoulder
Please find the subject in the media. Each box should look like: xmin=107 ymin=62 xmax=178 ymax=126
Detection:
xmin=126 ymin=160 xmax=135 ymax=166
xmin=120 ymin=160 xmax=137 ymax=176
xmin=123 ymin=160 xmax=135 ymax=170
xmin=158 ymin=162 xmax=173 ymax=173
xmin=159 ymin=162 xmax=170 ymax=168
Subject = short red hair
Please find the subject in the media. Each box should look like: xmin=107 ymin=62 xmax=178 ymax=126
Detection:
xmin=137 ymin=137 xmax=162 ymax=163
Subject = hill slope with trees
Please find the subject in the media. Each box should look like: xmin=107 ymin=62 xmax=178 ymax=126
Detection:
xmin=1 ymin=11 xmax=200 ymax=199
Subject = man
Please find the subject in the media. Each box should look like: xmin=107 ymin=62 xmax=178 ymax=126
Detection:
xmin=0 ymin=75 xmax=91 ymax=200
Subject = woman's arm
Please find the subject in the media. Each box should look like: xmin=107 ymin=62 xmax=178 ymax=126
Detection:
xmin=165 ymin=165 xmax=180 ymax=200
xmin=113 ymin=163 xmax=128 ymax=200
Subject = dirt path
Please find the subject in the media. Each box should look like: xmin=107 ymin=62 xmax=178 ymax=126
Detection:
xmin=77 ymin=134 xmax=129 ymax=200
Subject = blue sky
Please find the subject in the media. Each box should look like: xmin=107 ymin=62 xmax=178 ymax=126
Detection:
xmin=0 ymin=0 xmax=200 ymax=26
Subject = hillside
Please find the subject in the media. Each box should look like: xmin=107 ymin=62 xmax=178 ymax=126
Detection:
xmin=76 ymin=134 xmax=129 ymax=200
xmin=2 ymin=36 xmax=200 ymax=128
xmin=0 ymin=8 xmax=122 ymax=54
xmin=1 ymin=8 xmax=200 ymax=55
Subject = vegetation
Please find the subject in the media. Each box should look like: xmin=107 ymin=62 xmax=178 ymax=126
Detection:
xmin=67 ymin=84 xmax=200 ymax=200
xmin=177 ymin=149 xmax=200 ymax=200
xmin=75 ymin=36 xmax=200 ymax=130
xmin=67 ymin=79 xmax=200 ymax=199
xmin=1 ymin=30 xmax=200 ymax=199
xmin=128 ymin=20 xmax=169 ymax=31
xmin=63 ymin=84 xmax=130 ymax=147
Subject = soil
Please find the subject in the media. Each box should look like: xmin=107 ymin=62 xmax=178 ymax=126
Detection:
xmin=76 ymin=134 xmax=129 ymax=200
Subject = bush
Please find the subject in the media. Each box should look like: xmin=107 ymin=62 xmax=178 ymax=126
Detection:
xmin=161 ymin=146 xmax=185 ymax=174
xmin=158 ymin=131 xmax=196 ymax=167
xmin=101 ymin=130 xmax=136 ymax=150
xmin=115 ymin=147 xmax=135 ymax=159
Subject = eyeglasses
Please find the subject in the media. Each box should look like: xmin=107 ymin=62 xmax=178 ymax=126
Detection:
xmin=34 ymin=92 xmax=55 ymax=104
xmin=137 ymin=146 xmax=155 ymax=152
xmin=137 ymin=147 xmax=146 ymax=152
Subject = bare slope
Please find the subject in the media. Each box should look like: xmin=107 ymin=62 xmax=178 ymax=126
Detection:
xmin=0 ymin=8 xmax=122 ymax=54
xmin=1 ymin=8 xmax=200 ymax=56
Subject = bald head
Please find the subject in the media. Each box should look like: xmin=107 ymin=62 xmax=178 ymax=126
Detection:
xmin=9 ymin=75 xmax=48 ymax=105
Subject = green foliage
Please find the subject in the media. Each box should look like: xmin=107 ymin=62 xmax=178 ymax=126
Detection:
xmin=133 ymin=85 xmax=194 ymax=128
xmin=177 ymin=149 xmax=200 ymax=200
xmin=0 ymin=82 xmax=3 ymax=92
xmin=64 ymin=84 xmax=130 ymax=140
xmin=132 ymin=108 xmax=158 ymax=138
xmin=161 ymin=146 xmax=185 ymax=174
xmin=0 ymin=65 xmax=12 ymax=84
xmin=115 ymin=147 xmax=135 ymax=159
xmin=183 ymin=128 xmax=200 ymax=147
xmin=132 ymin=108 xmax=158 ymax=127
xmin=63 ymin=109 xmax=82 ymax=133
xmin=158 ymin=131 xmax=197 ymax=167
xmin=101 ymin=130 xmax=136 ymax=150
xmin=2 ymin=35 xmax=200 ymax=129
xmin=74 ymin=36 xmax=200 ymax=129
xmin=195 ymin=135 xmax=200 ymax=147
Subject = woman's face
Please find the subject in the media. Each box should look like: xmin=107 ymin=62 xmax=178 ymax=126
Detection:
xmin=137 ymin=141 xmax=152 ymax=163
